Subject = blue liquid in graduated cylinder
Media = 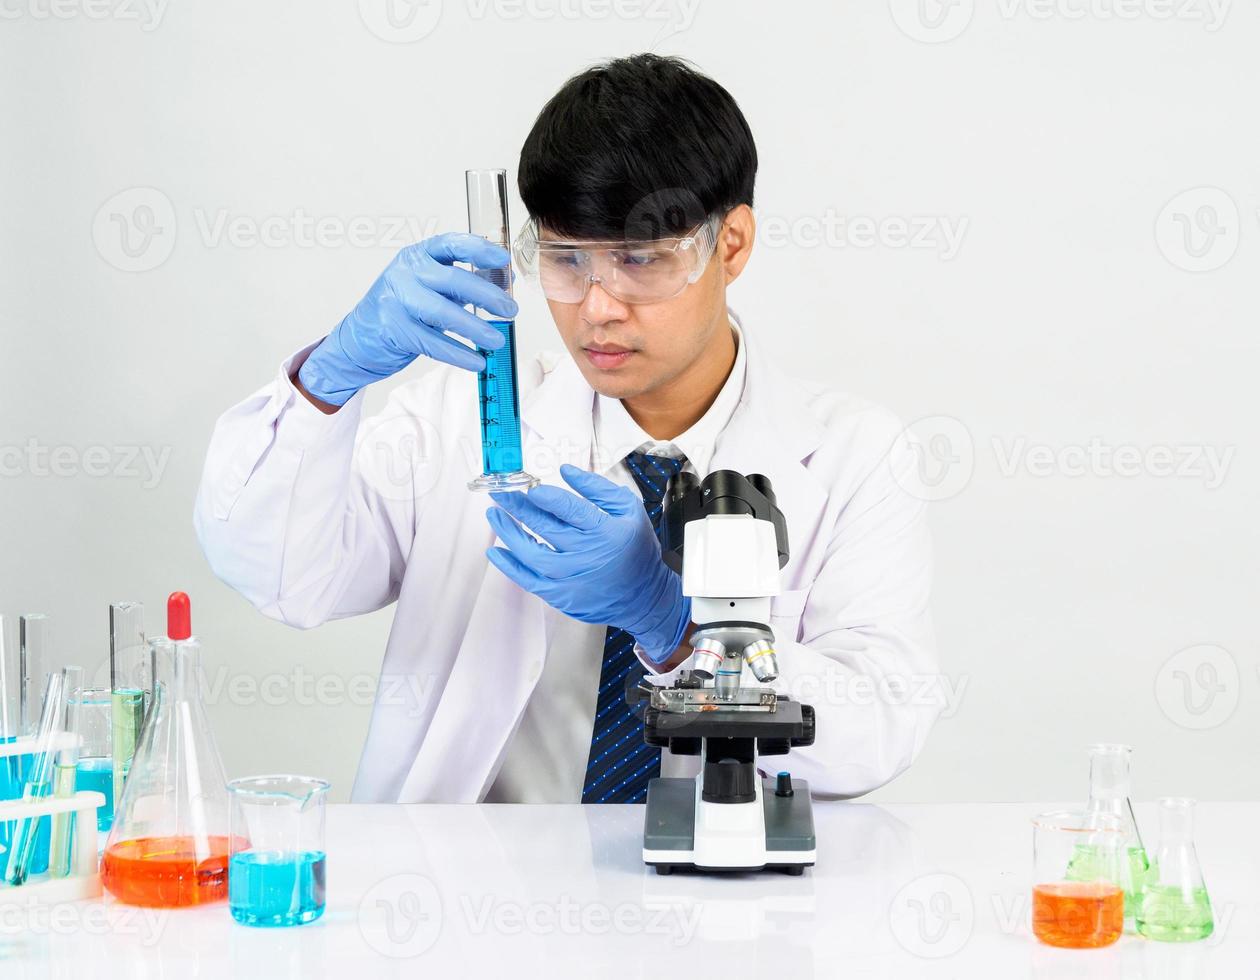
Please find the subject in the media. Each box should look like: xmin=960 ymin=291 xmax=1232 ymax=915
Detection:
xmin=76 ymin=757 xmax=115 ymax=833
xmin=477 ymin=320 xmax=526 ymax=475
xmin=230 ymin=850 xmax=327 ymax=927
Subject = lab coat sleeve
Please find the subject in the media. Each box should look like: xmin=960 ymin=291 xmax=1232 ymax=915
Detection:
xmin=766 ymin=421 xmax=938 ymax=799
xmin=193 ymin=343 xmax=420 ymax=629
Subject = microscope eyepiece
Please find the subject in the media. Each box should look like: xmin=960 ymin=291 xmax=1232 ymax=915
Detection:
xmin=746 ymin=473 xmax=776 ymax=505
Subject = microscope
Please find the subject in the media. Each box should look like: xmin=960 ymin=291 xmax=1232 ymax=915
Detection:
xmin=636 ymin=470 xmax=816 ymax=875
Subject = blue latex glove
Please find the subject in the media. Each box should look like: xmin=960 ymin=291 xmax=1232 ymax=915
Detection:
xmin=484 ymin=464 xmax=691 ymax=664
xmin=298 ymin=233 xmax=518 ymax=406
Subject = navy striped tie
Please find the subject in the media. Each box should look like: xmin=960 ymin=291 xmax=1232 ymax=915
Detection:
xmin=581 ymin=450 xmax=687 ymax=804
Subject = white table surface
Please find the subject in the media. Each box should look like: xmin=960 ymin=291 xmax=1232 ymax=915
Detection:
xmin=1 ymin=801 xmax=1255 ymax=978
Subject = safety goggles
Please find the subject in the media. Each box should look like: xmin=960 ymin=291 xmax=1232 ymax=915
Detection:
xmin=512 ymin=214 xmax=722 ymax=305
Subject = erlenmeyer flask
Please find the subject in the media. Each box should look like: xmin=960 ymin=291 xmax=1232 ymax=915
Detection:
xmin=1072 ymin=743 xmax=1151 ymax=930
xmin=102 ymin=593 xmax=233 ymax=907
xmin=1136 ymin=798 xmax=1214 ymax=941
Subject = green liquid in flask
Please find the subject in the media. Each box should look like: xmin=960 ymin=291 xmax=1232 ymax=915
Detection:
xmin=1065 ymin=844 xmax=1154 ymax=917
xmin=1137 ymin=885 xmax=1214 ymax=941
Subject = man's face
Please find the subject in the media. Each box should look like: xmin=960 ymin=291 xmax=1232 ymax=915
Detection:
xmin=543 ymin=225 xmax=732 ymax=401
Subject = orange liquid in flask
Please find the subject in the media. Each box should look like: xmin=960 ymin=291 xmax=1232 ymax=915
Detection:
xmin=1032 ymin=882 xmax=1123 ymax=948
xmin=102 ymin=835 xmax=234 ymax=907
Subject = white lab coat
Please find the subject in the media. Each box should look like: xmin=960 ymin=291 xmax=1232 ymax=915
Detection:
xmin=194 ymin=319 xmax=938 ymax=802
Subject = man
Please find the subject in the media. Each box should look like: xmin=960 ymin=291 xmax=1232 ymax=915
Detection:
xmin=194 ymin=53 xmax=938 ymax=804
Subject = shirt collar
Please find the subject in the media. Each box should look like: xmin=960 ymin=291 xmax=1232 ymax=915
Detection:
xmin=592 ymin=311 xmax=747 ymax=478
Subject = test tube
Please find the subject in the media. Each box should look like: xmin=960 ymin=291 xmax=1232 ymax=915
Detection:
xmin=109 ymin=602 xmax=150 ymax=810
xmin=4 ymin=669 xmax=66 ymax=885
xmin=0 ymin=617 xmax=21 ymax=804
xmin=465 ymin=169 xmax=540 ymax=493
xmin=0 ymin=616 xmax=17 ymax=742
xmin=19 ymin=614 xmax=49 ymax=735
xmin=49 ymin=666 xmax=84 ymax=877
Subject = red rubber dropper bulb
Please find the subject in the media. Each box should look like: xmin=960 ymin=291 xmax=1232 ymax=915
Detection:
xmin=167 ymin=591 xmax=192 ymax=640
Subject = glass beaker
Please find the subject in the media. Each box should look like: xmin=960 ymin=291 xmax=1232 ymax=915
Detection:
xmin=228 ymin=775 xmax=329 ymax=927
xmin=1032 ymin=809 xmax=1124 ymax=948
xmin=69 ymin=688 xmax=114 ymax=833
xmin=1081 ymin=743 xmax=1151 ymax=929
xmin=1136 ymin=798 xmax=1214 ymax=942
xmin=102 ymin=635 xmax=233 ymax=907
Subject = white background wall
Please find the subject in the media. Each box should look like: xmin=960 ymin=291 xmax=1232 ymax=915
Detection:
xmin=1 ymin=0 xmax=1255 ymax=803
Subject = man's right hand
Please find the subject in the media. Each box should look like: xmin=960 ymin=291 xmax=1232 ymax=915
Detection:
xmin=296 ymin=233 xmax=517 ymax=408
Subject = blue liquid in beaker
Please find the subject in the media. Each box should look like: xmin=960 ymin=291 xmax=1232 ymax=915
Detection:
xmin=229 ymin=850 xmax=327 ymax=927
xmin=76 ymin=757 xmax=115 ymax=833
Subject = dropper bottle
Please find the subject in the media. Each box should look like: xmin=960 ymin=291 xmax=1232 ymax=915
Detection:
xmin=102 ymin=592 xmax=232 ymax=907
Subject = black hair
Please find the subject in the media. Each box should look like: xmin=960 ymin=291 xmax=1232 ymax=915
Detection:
xmin=518 ymin=53 xmax=757 ymax=240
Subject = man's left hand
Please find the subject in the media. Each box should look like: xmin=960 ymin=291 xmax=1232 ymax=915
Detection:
xmin=484 ymin=463 xmax=691 ymax=664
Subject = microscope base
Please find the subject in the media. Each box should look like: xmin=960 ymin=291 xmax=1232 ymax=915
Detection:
xmin=642 ymin=775 xmax=816 ymax=875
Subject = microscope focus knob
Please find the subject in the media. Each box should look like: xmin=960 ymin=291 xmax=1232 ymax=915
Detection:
xmin=791 ymin=703 xmax=816 ymax=748
xmin=642 ymin=707 xmax=670 ymax=748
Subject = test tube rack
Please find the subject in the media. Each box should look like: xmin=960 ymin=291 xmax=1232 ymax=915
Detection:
xmin=0 ymin=735 xmax=105 ymax=905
